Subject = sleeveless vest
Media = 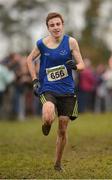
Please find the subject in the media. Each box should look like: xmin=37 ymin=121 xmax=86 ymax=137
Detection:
xmin=36 ymin=35 xmax=76 ymax=95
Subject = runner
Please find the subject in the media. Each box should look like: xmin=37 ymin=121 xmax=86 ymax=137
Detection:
xmin=27 ymin=12 xmax=85 ymax=171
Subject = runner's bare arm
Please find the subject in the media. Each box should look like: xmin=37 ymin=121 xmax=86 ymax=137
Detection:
xmin=70 ymin=37 xmax=85 ymax=71
xmin=27 ymin=47 xmax=40 ymax=80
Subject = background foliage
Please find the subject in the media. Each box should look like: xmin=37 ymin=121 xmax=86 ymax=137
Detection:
xmin=0 ymin=0 xmax=111 ymax=64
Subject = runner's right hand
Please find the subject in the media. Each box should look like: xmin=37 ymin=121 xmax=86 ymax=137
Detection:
xmin=32 ymin=79 xmax=39 ymax=96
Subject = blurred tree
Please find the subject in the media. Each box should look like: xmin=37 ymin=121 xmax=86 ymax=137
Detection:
xmin=0 ymin=0 xmax=47 ymax=54
xmin=0 ymin=0 xmax=111 ymax=63
xmin=80 ymin=0 xmax=110 ymax=65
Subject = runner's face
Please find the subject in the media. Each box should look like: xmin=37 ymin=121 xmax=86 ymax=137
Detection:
xmin=47 ymin=17 xmax=64 ymax=39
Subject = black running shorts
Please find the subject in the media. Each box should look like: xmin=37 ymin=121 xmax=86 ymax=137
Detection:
xmin=39 ymin=92 xmax=78 ymax=120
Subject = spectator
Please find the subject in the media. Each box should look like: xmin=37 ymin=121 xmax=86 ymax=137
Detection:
xmin=94 ymin=64 xmax=106 ymax=113
xmin=103 ymin=55 xmax=112 ymax=112
xmin=0 ymin=63 xmax=15 ymax=118
xmin=78 ymin=58 xmax=96 ymax=112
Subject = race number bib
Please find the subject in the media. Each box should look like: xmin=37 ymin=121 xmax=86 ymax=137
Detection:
xmin=46 ymin=65 xmax=68 ymax=81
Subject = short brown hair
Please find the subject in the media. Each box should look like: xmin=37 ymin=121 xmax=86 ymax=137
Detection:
xmin=46 ymin=12 xmax=64 ymax=27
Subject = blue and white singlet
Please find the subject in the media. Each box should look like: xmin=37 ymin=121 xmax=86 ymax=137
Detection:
xmin=36 ymin=34 xmax=76 ymax=95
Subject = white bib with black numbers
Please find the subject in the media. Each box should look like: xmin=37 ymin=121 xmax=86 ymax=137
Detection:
xmin=46 ymin=65 xmax=68 ymax=81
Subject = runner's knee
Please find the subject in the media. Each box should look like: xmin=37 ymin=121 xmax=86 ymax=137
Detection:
xmin=42 ymin=101 xmax=55 ymax=123
xmin=58 ymin=128 xmax=66 ymax=138
xmin=58 ymin=116 xmax=69 ymax=138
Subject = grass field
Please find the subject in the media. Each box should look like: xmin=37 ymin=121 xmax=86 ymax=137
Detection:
xmin=0 ymin=113 xmax=112 ymax=179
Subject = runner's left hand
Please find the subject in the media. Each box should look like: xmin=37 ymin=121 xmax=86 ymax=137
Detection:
xmin=66 ymin=60 xmax=77 ymax=70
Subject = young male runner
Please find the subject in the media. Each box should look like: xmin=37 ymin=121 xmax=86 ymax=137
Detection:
xmin=27 ymin=12 xmax=85 ymax=171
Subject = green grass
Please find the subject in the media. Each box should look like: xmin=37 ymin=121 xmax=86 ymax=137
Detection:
xmin=0 ymin=113 xmax=112 ymax=179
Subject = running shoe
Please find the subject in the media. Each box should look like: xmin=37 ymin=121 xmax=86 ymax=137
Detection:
xmin=42 ymin=123 xmax=51 ymax=136
xmin=54 ymin=163 xmax=63 ymax=171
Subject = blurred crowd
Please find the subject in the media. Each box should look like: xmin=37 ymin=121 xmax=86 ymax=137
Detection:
xmin=0 ymin=53 xmax=41 ymax=120
xmin=0 ymin=53 xmax=112 ymax=120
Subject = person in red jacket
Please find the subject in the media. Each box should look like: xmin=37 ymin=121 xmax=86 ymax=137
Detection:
xmin=78 ymin=58 xmax=96 ymax=112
